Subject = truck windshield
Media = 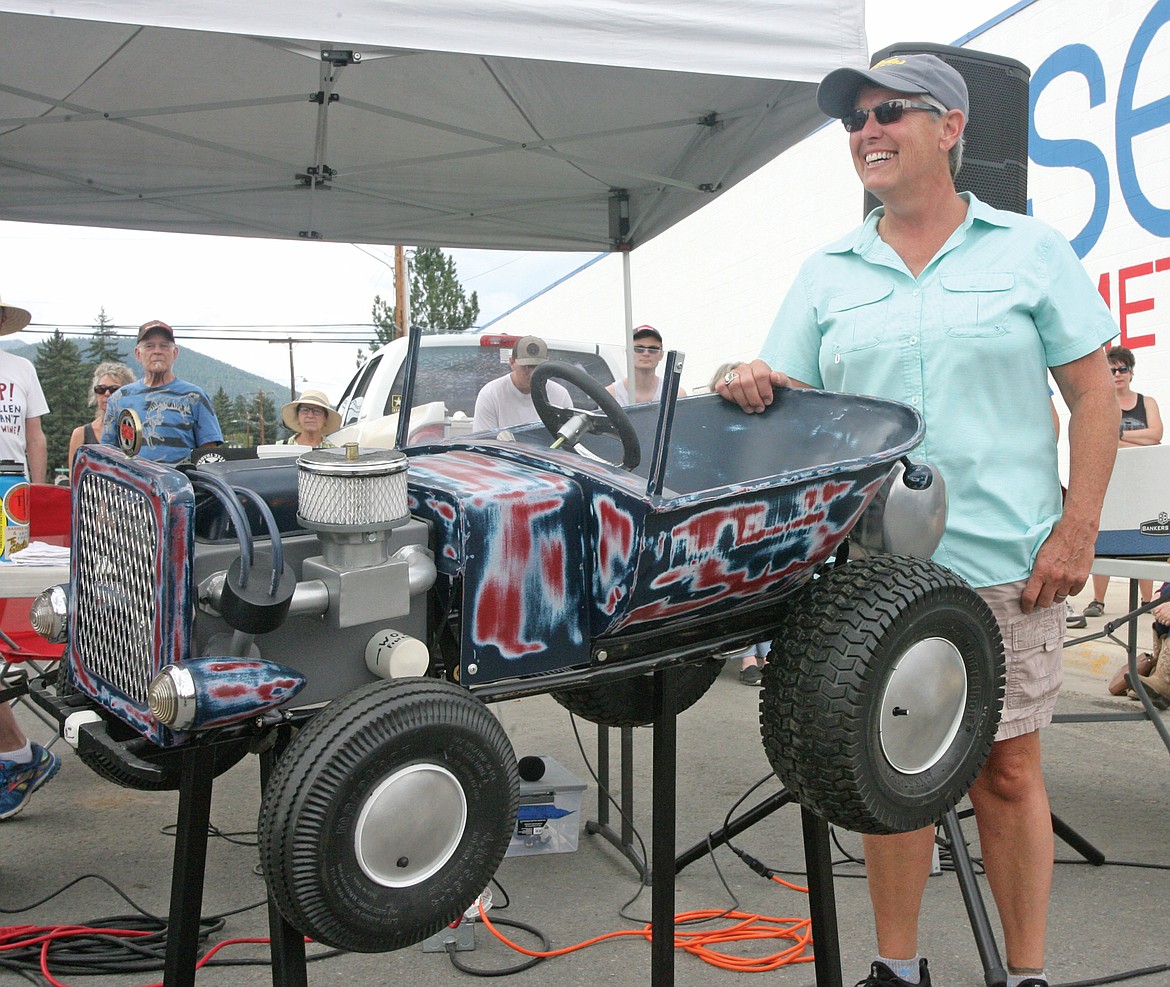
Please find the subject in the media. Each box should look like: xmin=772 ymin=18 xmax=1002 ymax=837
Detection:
xmin=385 ymin=346 xmax=616 ymax=418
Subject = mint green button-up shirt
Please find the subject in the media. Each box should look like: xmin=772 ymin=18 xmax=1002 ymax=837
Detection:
xmin=761 ymin=193 xmax=1117 ymax=587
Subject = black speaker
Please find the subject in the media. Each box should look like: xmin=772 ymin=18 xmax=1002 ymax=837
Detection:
xmin=863 ymin=42 xmax=1031 ymax=216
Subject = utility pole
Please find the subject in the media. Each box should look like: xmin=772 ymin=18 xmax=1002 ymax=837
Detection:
xmin=284 ymin=339 xmax=295 ymax=401
xmin=268 ymin=338 xmax=297 ymax=401
xmin=394 ymin=245 xmax=408 ymax=338
xmin=257 ymin=389 xmax=266 ymax=445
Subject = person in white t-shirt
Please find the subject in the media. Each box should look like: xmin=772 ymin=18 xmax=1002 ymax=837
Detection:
xmin=0 ymin=294 xmax=57 ymax=822
xmin=0 ymin=297 xmax=48 ymax=484
xmin=473 ymin=335 xmax=571 ymax=432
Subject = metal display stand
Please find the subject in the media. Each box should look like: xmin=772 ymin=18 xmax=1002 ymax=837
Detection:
xmin=160 ymin=727 xmax=307 ymax=987
xmin=587 ymin=724 xmax=649 ymax=882
xmin=590 ymin=672 xmax=846 ymax=987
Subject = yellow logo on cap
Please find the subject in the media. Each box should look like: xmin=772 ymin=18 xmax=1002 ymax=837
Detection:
xmin=873 ymin=57 xmax=907 ymax=68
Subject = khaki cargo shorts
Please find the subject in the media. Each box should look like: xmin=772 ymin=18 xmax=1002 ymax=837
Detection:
xmin=976 ymin=580 xmax=1064 ymax=741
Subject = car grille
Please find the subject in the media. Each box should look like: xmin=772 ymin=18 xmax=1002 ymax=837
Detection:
xmin=68 ymin=447 xmax=196 ymax=745
xmin=74 ymin=474 xmax=159 ymax=703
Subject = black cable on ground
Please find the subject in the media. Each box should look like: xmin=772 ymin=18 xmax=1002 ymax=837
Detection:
xmin=444 ymin=917 xmax=549 ymax=977
xmin=1054 ymin=964 xmax=1170 ymax=986
xmin=0 ymin=871 xmax=343 ymax=978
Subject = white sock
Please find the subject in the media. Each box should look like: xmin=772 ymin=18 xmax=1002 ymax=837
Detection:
xmin=1 ymin=741 xmax=33 ymax=764
xmin=878 ymin=955 xmax=921 ymax=983
xmin=1006 ymin=974 xmax=1047 ymax=987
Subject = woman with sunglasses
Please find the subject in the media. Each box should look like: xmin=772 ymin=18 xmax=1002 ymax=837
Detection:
xmin=718 ymin=53 xmax=1119 ymax=987
xmin=279 ymin=389 xmax=341 ymax=448
xmin=1081 ymin=345 xmax=1163 ymax=617
xmin=67 ymin=361 xmax=134 ymax=482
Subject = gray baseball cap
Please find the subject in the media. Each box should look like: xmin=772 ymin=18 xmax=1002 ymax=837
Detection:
xmin=512 ymin=335 xmax=549 ymax=366
xmin=817 ymin=53 xmax=969 ymax=120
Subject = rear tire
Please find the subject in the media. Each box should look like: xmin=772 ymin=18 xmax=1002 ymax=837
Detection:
xmin=760 ymin=556 xmax=1004 ymax=834
xmin=551 ymin=657 xmax=724 ymax=727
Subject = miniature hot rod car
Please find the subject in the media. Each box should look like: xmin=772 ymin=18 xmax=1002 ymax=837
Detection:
xmin=28 ymin=344 xmax=1004 ymax=956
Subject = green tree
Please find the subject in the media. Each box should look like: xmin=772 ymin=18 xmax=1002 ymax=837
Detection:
xmin=34 ymin=330 xmax=92 ymax=477
xmin=370 ymin=247 xmax=479 ymax=347
xmin=85 ymin=307 xmax=123 ymax=364
xmin=232 ymin=394 xmax=251 ymax=445
xmin=252 ymin=390 xmax=278 ymax=445
xmin=212 ymin=386 xmax=235 ymax=442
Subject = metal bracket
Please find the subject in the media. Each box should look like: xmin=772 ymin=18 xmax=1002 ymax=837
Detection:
xmin=321 ymin=49 xmax=361 ymax=66
xmin=421 ymin=920 xmax=475 ymax=953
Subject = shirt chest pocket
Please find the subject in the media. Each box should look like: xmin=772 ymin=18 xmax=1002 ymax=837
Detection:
xmin=822 ymin=283 xmax=894 ymax=359
xmin=940 ymin=272 xmax=1014 ymax=338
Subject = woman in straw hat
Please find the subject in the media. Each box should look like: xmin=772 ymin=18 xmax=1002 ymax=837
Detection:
xmin=280 ymin=389 xmax=341 ymax=448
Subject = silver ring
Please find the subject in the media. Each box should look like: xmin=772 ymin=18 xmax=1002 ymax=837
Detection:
xmin=723 ymin=370 xmax=739 ymax=385
xmin=1054 ymin=594 xmax=1067 ymax=601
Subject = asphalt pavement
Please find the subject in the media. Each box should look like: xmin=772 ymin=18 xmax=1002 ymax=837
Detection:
xmin=3 ymin=575 xmax=1168 ymax=987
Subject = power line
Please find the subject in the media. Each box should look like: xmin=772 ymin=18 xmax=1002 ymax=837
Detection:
xmin=18 ymin=325 xmax=375 ymax=344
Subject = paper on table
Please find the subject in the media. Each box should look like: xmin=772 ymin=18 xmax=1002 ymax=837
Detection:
xmin=7 ymin=541 xmax=71 ymax=565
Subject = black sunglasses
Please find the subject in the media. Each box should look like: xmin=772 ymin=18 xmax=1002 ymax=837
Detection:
xmin=632 ymin=345 xmax=662 ymax=354
xmin=93 ymin=384 xmax=121 ymax=395
xmin=1110 ymin=366 xmax=1131 ymax=375
xmin=842 ymin=98 xmax=941 ymax=132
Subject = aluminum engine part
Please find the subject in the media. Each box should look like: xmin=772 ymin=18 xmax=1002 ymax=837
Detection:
xmin=850 ymin=460 xmax=947 ymax=560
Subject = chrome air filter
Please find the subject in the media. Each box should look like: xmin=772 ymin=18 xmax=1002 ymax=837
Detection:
xmin=297 ymin=445 xmax=410 ymax=569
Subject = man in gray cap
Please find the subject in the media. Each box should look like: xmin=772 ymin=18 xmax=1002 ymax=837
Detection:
xmin=719 ymin=54 xmax=1119 ymax=987
xmin=472 ymin=335 xmax=571 ymax=432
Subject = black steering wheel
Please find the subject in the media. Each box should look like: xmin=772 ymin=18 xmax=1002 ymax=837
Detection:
xmin=530 ymin=362 xmax=640 ymax=470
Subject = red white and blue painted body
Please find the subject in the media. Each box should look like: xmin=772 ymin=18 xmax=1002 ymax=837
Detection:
xmin=55 ymin=383 xmax=925 ymax=746
xmin=406 ymin=389 xmax=921 ymax=687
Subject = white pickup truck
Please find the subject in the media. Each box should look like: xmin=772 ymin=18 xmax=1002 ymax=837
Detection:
xmin=329 ymin=331 xmax=627 ymax=448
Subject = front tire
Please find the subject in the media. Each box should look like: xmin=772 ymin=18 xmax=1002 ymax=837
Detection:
xmin=760 ymin=556 xmax=1004 ymax=835
xmin=258 ymin=679 xmax=518 ymax=952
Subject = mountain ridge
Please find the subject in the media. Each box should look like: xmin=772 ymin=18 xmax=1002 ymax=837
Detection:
xmin=0 ymin=337 xmax=287 ymax=401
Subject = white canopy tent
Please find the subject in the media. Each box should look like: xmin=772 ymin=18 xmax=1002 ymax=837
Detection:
xmin=0 ymin=1 xmax=867 ymax=251
xmin=0 ymin=1 xmax=867 ymax=380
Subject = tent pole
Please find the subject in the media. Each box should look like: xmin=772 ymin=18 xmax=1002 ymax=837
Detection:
xmin=623 ymin=251 xmax=635 ymax=390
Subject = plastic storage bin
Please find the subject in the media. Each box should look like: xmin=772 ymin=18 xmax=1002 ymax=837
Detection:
xmin=506 ymin=756 xmax=587 ymax=857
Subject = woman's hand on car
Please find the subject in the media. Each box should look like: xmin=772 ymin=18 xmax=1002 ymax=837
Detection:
xmin=716 ymin=359 xmax=798 ymax=413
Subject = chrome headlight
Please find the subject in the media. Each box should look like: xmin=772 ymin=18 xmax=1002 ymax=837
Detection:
xmin=29 ymin=584 xmax=69 ymax=643
xmin=148 ymin=658 xmax=306 ymax=730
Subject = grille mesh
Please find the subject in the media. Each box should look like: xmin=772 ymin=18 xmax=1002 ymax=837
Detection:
xmin=74 ymin=474 xmax=159 ymax=703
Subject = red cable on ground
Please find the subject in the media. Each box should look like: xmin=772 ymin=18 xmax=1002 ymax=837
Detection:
xmin=1 ymin=923 xmax=303 ymax=987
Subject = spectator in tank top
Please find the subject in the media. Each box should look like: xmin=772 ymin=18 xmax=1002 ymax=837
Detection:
xmin=1081 ymin=345 xmax=1163 ymax=617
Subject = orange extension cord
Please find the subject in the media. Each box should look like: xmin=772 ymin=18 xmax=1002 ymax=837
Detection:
xmin=477 ymin=872 xmax=816 ymax=974
xmin=2 ymin=874 xmax=814 ymax=982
